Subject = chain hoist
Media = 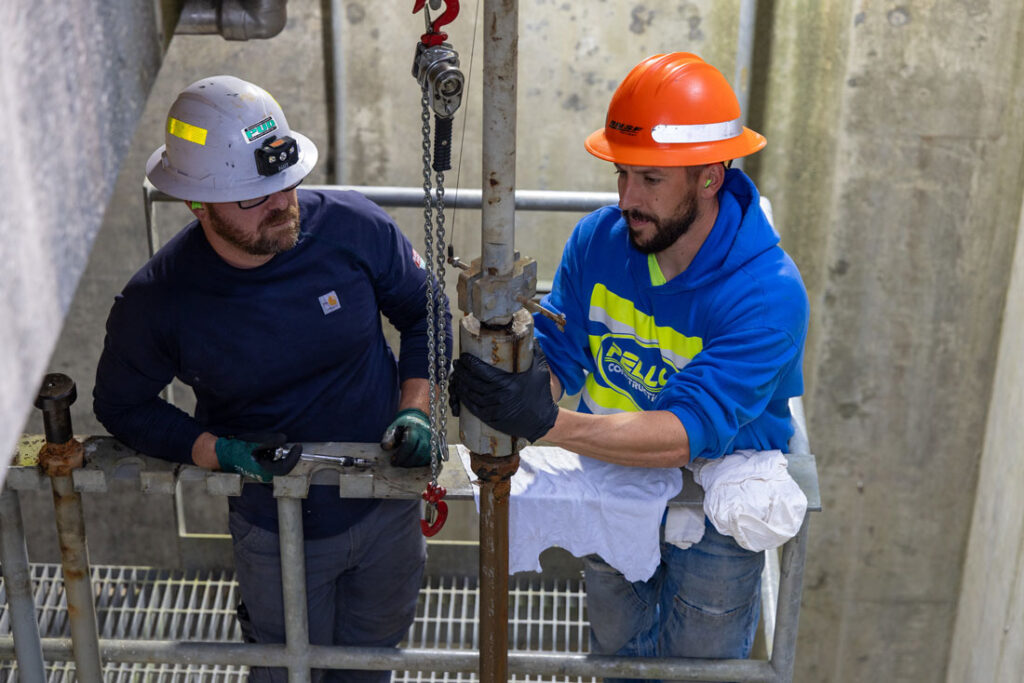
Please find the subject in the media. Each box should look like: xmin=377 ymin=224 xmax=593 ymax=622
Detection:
xmin=411 ymin=0 xmax=464 ymax=537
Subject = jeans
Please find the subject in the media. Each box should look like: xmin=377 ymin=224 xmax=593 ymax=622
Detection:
xmin=582 ymin=518 xmax=764 ymax=683
xmin=229 ymin=499 xmax=426 ymax=683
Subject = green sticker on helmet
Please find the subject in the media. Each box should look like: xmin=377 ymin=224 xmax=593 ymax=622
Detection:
xmin=243 ymin=116 xmax=278 ymax=142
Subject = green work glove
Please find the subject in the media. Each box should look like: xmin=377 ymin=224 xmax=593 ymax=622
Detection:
xmin=215 ymin=433 xmax=303 ymax=483
xmin=380 ymin=408 xmax=433 ymax=468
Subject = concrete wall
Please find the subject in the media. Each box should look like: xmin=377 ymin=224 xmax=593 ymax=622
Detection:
xmin=947 ymin=196 xmax=1024 ymax=681
xmin=749 ymin=2 xmax=1024 ymax=681
xmin=11 ymin=1 xmax=1024 ymax=682
xmin=0 ymin=0 xmax=168 ymax=486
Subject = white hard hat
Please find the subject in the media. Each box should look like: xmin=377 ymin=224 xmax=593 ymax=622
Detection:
xmin=146 ymin=75 xmax=318 ymax=203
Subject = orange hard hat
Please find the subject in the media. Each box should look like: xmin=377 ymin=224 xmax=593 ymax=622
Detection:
xmin=585 ymin=53 xmax=766 ymax=167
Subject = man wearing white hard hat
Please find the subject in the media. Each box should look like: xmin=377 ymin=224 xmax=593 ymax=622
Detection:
xmin=453 ymin=54 xmax=809 ymax=678
xmin=95 ymin=75 xmax=450 ymax=682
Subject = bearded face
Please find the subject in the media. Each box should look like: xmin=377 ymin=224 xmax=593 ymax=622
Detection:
xmin=204 ymin=201 xmax=301 ymax=256
xmin=622 ymin=186 xmax=700 ymax=255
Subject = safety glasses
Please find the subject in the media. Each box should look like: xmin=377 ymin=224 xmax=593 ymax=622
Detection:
xmin=237 ymin=180 xmax=303 ymax=210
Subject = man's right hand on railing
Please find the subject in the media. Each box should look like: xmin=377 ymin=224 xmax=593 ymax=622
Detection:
xmin=213 ymin=433 xmax=302 ymax=483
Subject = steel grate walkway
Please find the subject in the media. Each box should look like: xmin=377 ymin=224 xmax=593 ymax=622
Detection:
xmin=0 ymin=565 xmax=596 ymax=682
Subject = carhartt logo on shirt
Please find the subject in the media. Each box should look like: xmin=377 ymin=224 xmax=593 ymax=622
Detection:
xmin=319 ymin=291 xmax=341 ymax=315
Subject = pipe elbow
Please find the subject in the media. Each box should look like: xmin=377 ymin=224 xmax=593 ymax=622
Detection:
xmin=221 ymin=0 xmax=288 ymax=40
xmin=177 ymin=0 xmax=288 ymax=40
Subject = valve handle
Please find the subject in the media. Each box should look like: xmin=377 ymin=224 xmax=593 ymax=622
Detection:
xmin=412 ymin=0 xmax=460 ymax=47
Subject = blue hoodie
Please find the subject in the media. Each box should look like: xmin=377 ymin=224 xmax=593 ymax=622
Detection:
xmin=534 ymin=169 xmax=808 ymax=460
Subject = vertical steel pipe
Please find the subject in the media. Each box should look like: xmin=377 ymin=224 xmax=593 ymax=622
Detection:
xmin=472 ymin=453 xmax=518 ymax=683
xmin=35 ymin=374 xmax=104 ymax=682
xmin=731 ymin=0 xmax=758 ymax=172
xmin=478 ymin=482 xmax=508 ymax=682
xmin=0 ymin=487 xmax=46 ymax=681
xmin=475 ymin=3 xmax=521 ymax=680
xmin=277 ymin=495 xmax=312 ymax=683
xmin=480 ymin=0 xmax=519 ymax=282
xmin=329 ymin=0 xmax=347 ymax=184
xmin=50 ymin=474 xmax=103 ymax=682
xmin=769 ymin=518 xmax=809 ymax=682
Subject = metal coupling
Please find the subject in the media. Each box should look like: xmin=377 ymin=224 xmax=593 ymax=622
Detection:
xmin=457 ymin=252 xmax=538 ymax=324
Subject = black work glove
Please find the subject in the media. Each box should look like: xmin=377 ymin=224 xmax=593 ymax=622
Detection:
xmin=215 ymin=433 xmax=303 ymax=482
xmin=450 ymin=348 xmax=559 ymax=443
xmin=380 ymin=408 xmax=434 ymax=467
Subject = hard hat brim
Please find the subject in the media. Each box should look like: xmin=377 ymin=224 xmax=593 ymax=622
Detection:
xmin=146 ymin=131 xmax=319 ymax=203
xmin=584 ymin=126 xmax=766 ymax=168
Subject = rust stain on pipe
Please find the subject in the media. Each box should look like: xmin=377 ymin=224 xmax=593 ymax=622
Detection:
xmin=39 ymin=439 xmax=84 ymax=477
xmin=471 ymin=449 xmax=520 ymax=682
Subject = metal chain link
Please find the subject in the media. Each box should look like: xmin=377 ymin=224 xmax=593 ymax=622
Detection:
xmin=420 ymin=87 xmax=449 ymax=486
xmin=433 ymin=169 xmax=450 ymax=473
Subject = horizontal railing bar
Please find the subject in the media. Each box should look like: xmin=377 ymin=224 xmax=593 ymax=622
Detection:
xmin=9 ymin=437 xmax=821 ymax=511
xmin=0 ymin=637 xmax=781 ymax=682
xmin=144 ymin=183 xmax=619 ymax=213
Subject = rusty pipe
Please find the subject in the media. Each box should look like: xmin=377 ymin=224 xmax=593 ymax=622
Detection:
xmin=35 ymin=374 xmax=104 ymax=682
xmin=471 ymin=451 xmax=519 ymax=683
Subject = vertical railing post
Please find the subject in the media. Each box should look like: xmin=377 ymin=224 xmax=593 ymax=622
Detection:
xmin=276 ymin=492 xmax=312 ymax=682
xmin=0 ymin=486 xmax=46 ymax=680
xmin=35 ymin=373 xmax=104 ymax=682
xmin=769 ymin=518 xmax=810 ymax=682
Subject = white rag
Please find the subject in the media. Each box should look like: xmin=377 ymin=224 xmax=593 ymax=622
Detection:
xmin=456 ymin=445 xmax=682 ymax=582
xmin=686 ymin=449 xmax=807 ymax=552
xmin=664 ymin=506 xmax=706 ymax=550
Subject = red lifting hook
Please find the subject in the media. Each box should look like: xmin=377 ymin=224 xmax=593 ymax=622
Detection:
xmin=420 ymin=481 xmax=449 ymax=537
xmin=412 ymin=0 xmax=460 ymax=47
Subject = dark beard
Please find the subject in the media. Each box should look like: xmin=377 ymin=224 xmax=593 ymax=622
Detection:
xmin=624 ymin=193 xmax=699 ymax=255
xmin=206 ymin=204 xmax=300 ymax=256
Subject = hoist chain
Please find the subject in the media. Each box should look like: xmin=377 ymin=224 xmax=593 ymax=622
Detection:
xmin=420 ymin=86 xmax=450 ymax=489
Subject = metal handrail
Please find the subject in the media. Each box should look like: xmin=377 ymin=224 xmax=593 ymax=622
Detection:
xmin=4 ymin=417 xmax=818 ymax=682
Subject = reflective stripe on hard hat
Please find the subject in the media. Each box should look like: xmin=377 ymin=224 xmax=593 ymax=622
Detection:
xmin=167 ymin=117 xmax=208 ymax=146
xmin=651 ymin=119 xmax=743 ymax=145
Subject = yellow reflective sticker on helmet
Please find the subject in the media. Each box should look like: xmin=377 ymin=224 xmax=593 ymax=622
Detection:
xmin=167 ymin=117 xmax=208 ymax=146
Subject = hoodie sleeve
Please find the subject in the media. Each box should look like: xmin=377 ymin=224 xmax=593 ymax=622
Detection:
xmin=533 ymin=216 xmax=600 ymax=397
xmin=655 ymin=324 xmax=803 ymax=461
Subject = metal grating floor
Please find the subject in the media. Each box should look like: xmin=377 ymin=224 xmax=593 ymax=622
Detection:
xmin=0 ymin=565 xmax=596 ymax=682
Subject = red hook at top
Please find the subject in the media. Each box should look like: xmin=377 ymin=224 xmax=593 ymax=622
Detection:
xmin=413 ymin=0 xmax=460 ymax=47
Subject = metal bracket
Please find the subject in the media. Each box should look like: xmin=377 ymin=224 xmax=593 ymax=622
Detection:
xmin=457 ymin=252 xmax=538 ymax=323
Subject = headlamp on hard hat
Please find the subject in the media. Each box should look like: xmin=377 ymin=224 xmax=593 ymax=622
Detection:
xmin=254 ymin=135 xmax=300 ymax=177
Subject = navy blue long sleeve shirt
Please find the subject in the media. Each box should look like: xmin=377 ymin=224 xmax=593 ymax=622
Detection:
xmin=94 ymin=189 xmax=451 ymax=537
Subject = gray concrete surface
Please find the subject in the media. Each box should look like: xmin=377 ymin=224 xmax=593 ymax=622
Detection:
xmin=748 ymin=3 xmax=1024 ymax=681
xmin=947 ymin=194 xmax=1024 ymax=683
xmin=0 ymin=0 xmax=168 ymax=487
xmin=7 ymin=1 xmax=1024 ymax=682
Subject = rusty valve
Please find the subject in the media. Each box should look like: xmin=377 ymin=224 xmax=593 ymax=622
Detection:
xmin=34 ymin=373 xmax=84 ymax=476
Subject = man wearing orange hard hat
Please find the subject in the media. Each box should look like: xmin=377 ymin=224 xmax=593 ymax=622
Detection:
xmin=453 ymin=53 xmax=809 ymax=675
